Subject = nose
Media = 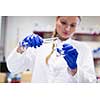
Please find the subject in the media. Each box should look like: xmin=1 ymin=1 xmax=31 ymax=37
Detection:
xmin=65 ymin=25 xmax=70 ymax=31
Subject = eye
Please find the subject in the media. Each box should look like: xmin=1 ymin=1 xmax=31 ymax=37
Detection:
xmin=70 ymin=24 xmax=76 ymax=28
xmin=60 ymin=21 xmax=66 ymax=25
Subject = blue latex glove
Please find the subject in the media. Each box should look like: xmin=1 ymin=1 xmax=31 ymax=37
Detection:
xmin=19 ymin=34 xmax=43 ymax=48
xmin=57 ymin=44 xmax=78 ymax=70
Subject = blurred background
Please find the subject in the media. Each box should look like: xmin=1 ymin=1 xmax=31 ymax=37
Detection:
xmin=0 ymin=16 xmax=100 ymax=83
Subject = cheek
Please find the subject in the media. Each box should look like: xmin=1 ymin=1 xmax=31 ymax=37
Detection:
xmin=70 ymin=28 xmax=76 ymax=33
xmin=56 ymin=23 xmax=62 ymax=33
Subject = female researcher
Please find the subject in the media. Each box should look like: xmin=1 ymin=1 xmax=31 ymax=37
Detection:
xmin=7 ymin=16 xmax=96 ymax=83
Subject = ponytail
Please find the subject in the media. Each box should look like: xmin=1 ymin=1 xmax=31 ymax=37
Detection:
xmin=45 ymin=30 xmax=58 ymax=65
xmin=45 ymin=43 xmax=55 ymax=65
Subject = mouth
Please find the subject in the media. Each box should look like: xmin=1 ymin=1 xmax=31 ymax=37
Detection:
xmin=63 ymin=32 xmax=68 ymax=35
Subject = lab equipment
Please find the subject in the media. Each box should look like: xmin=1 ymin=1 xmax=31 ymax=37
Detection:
xmin=19 ymin=34 xmax=43 ymax=48
xmin=57 ymin=44 xmax=78 ymax=69
xmin=57 ymin=48 xmax=64 ymax=55
xmin=93 ymin=47 xmax=100 ymax=58
xmin=18 ymin=36 xmax=58 ymax=54
xmin=7 ymin=73 xmax=21 ymax=83
xmin=43 ymin=37 xmax=58 ymax=43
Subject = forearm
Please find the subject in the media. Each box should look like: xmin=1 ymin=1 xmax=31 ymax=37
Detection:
xmin=7 ymin=47 xmax=29 ymax=74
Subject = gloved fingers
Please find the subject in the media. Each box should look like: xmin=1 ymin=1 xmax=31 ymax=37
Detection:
xmin=62 ymin=45 xmax=73 ymax=55
xmin=39 ymin=37 xmax=43 ymax=44
xmin=22 ymin=41 xmax=29 ymax=48
xmin=30 ymin=34 xmax=39 ymax=48
xmin=64 ymin=54 xmax=77 ymax=69
xmin=70 ymin=49 xmax=78 ymax=58
xmin=64 ymin=54 xmax=74 ymax=63
xmin=32 ymin=35 xmax=43 ymax=47
xmin=68 ymin=53 xmax=77 ymax=62
xmin=20 ymin=34 xmax=43 ymax=48
xmin=63 ymin=44 xmax=70 ymax=47
xmin=19 ymin=39 xmax=30 ymax=48
xmin=62 ymin=45 xmax=73 ymax=51
xmin=57 ymin=48 xmax=63 ymax=55
xmin=35 ymin=36 xmax=41 ymax=47
xmin=57 ymin=47 xmax=78 ymax=57
xmin=62 ymin=44 xmax=78 ymax=57
xmin=23 ymin=36 xmax=30 ymax=42
xmin=31 ymin=36 xmax=36 ymax=48
xmin=23 ymin=35 xmax=33 ymax=46
xmin=31 ymin=35 xmax=43 ymax=48
xmin=64 ymin=54 xmax=74 ymax=68
xmin=37 ymin=35 xmax=43 ymax=46
xmin=64 ymin=48 xmax=78 ymax=57
xmin=64 ymin=52 xmax=78 ymax=61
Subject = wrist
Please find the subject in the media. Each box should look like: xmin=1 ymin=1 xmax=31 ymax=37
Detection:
xmin=16 ymin=46 xmax=27 ymax=54
xmin=67 ymin=67 xmax=77 ymax=76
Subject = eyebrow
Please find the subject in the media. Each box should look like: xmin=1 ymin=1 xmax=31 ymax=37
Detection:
xmin=71 ymin=23 xmax=77 ymax=25
xmin=60 ymin=18 xmax=81 ymax=26
xmin=61 ymin=20 xmax=77 ymax=25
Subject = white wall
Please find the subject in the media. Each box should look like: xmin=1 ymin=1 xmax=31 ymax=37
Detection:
xmin=77 ymin=16 xmax=100 ymax=51
xmin=78 ymin=16 xmax=100 ymax=33
xmin=5 ymin=16 xmax=56 ymax=58
xmin=0 ymin=17 xmax=7 ymax=61
xmin=5 ymin=16 xmax=100 ymax=58
xmin=0 ymin=16 xmax=1 ymax=39
xmin=0 ymin=16 xmax=2 ymax=61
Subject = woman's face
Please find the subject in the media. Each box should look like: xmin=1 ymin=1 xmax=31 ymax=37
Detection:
xmin=56 ymin=16 xmax=80 ymax=40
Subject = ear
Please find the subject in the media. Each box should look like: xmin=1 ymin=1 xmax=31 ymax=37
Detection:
xmin=56 ymin=16 xmax=60 ymax=21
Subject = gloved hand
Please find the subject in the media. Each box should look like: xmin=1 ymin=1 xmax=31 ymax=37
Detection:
xmin=19 ymin=34 xmax=43 ymax=48
xmin=57 ymin=44 xmax=78 ymax=70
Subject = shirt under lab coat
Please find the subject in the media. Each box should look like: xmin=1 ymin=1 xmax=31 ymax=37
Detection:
xmin=7 ymin=38 xmax=97 ymax=83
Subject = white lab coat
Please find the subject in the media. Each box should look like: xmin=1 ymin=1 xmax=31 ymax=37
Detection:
xmin=7 ymin=38 xmax=97 ymax=83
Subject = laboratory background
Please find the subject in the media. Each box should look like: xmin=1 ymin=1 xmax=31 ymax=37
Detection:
xmin=0 ymin=16 xmax=100 ymax=83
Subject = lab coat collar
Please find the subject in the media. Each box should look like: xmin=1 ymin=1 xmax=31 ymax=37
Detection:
xmin=56 ymin=37 xmax=72 ymax=46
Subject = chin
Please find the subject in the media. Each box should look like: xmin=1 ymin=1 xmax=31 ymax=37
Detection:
xmin=63 ymin=35 xmax=70 ymax=39
xmin=59 ymin=36 xmax=69 ymax=41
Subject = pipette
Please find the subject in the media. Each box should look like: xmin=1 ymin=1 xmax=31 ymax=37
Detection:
xmin=43 ymin=37 xmax=58 ymax=43
xmin=17 ymin=37 xmax=58 ymax=54
xmin=56 ymin=48 xmax=64 ymax=56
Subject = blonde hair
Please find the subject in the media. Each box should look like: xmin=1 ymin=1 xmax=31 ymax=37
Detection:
xmin=45 ymin=31 xmax=57 ymax=65
xmin=45 ymin=16 xmax=81 ymax=65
